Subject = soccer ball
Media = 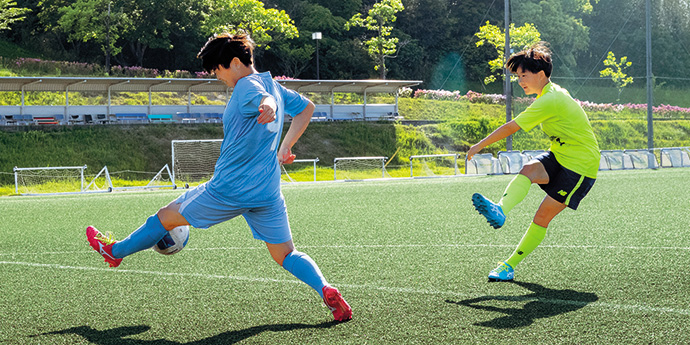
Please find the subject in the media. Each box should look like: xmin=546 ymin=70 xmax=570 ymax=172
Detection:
xmin=152 ymin=225 xmax=190 ymax=255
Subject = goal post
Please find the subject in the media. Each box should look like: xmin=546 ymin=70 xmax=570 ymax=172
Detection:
xmin=333 ymin=156 xmax=387 ymax=180
xmin=14 ymin=165 xmax=88 ymax=195
xmin=281 ymin=158 xmax=320 ymax=182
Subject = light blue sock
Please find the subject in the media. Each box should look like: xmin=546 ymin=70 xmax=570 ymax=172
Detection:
xmin=282 ymin=251 xmax=329 ymax=298
xmin=111 ymin=215 xmax=168 ymax=259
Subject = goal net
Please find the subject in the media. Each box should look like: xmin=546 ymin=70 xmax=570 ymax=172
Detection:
xmin=465 ymin=153 xmax=502 ymax=175
xmin=659 ymin=147 xmax=690 ymax=168
xmin=334 ymin=156 xmax=388 ymax=180
xmin=172 ymin=139 xmax=222 ymax=185
xmin=409 ymin=154 xmax=459 ymax=177
xmin=14 ymin=165 xmax=87 ymax=195
xmin=172 ymin=139 xmax=319 ymax=184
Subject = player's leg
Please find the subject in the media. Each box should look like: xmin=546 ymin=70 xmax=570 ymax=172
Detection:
xmin=500 ymin=160 xmax=549 ymax=213
xmin=472 ymin=159 xmax=548 ymax=229
xmin=505 ymin=195 xmax=565 ymax=266
xmin=87 ymin=183 xmax=217 ymax=267
xmin=266 ymin=240 xmax=328 ymax=296
xmin=489 ymin=196 xmax=565 ymax=282
xmin=266 ymin=241 xmax=352 ymax=321
xmin=111 ymin=202 xmax=189 ymax=258
xmin=86 ymin=200 xmax=189 ymax=267
xmin=246 ymin=197 xmax=352 ymax=321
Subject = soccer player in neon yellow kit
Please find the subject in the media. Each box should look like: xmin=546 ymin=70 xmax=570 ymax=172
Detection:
xmin=467 ymin=43 xmax=600 ymax=281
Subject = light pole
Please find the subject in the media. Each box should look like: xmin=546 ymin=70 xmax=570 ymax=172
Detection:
xmin=312 ymin=32 xmax=322 ymax=80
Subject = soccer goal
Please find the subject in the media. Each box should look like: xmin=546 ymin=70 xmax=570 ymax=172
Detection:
xmin=281 ymin=158 xmax=320 ymax=182
xmin=659 ymin=147 xmax=690 ymax=168
xmin=12 ymin=165 xmax=114 ymax=196
xmin=171 ymin=139 xmax=223 ymax=186
xmin=14 ymin=165 xmax=86 ymax=195
xmin=409 ymin=154 xmax=459 ymax=177
xmin=497 ymin=151 xmax=530 ymax=174
xmin=333 ymin=156 xmax=387 ymax=180
xmin=465 ymin=153 xmax=502 ymax=175
xmin=172 ymin=139 xmax=320 ymax=184
xmin=599 ymin=150 xmax=628 ymax=170
xmin=623 ymin=149 xmax=659 ymax=169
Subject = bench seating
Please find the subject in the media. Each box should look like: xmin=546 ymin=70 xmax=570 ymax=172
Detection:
xmin=148 ymin=114 xmax=175 ymax=123
xmin=115 ymin=113 xmax=148 ymax=123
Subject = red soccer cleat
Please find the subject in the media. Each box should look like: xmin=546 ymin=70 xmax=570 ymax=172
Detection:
xmin=322 ymin=286 xmax=352 ymax=322
xmin=86 ymin=226 xmax=122 ymax=268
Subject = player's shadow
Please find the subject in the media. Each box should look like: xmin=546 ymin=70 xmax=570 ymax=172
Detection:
xmin=446 ymin=281 xmax=598 ymax=329
xmin=33 ymin=321 xmax=340 ymax=344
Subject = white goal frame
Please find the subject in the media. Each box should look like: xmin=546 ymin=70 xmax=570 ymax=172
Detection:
xmin=333 ymin=156 xmax=387 ymax=180
xmin=14 ymin=165 xmax=86 ymax=195
xmin=12 ymin=165 xmax=112 ymax=196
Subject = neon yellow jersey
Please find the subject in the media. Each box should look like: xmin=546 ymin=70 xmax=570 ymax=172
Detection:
xmin=514 ymin=82 xmax=600 ymax=178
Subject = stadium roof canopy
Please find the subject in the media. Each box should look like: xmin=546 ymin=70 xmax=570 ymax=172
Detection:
xmin=0 ymin=76 xmax=422 ymax=94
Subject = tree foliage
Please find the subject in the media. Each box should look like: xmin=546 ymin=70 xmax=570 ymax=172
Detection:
xmin=345 ymin=0 xmax=404 ymax=79
xmin=475 ymin=21 xmax=541 ymax=85
xmin=0 ymin=0 xmax=29 ymax=31
xmin=203 ymin=0 xmax=298 ymax=48
xmin=52 ymin=0 xmax=129 ymax=66
xmin=6 ymin=0 xmax=690 ymax=98
xmin=512 ymin=0 xmax=597 ymax=75
xmin=599 ymin=51 xmax=633 ymax=102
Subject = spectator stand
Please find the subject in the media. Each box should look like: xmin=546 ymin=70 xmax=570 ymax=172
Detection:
xmin=0 ymin=77 xmax=422 ymax=125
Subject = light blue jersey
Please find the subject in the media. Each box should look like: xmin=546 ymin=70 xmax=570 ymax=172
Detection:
xmin=207 ymin=72 xmax=309 ymax=207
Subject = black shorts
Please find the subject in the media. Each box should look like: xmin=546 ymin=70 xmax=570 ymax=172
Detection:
xmin=535 ymin=152 xmax=596 ymax=210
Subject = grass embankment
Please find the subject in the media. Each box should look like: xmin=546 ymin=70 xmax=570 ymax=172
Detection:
xmin=1 ymin=98 xmax=690 ymax=195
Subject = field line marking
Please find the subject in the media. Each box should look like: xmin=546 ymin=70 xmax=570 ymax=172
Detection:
xmin=2 ymin=260 xmax=690 ymax=316
xmin=2 ymin=243 xmax=690 ymax=257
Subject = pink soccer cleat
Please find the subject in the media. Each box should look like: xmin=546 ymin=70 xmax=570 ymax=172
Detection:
xmin=322 ymin=286 xmax=352 ymax=322
xmin=86 ymin=226 xmax=122 ymax=268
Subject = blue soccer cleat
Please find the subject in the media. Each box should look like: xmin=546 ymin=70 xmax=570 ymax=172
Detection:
xmin=472 ymin=193 xmax=506 ymax=229
xmin=488 ymin=261 xmax=514 ymax=282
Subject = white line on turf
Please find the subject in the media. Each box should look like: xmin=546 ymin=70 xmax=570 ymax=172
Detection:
xmin=1 ymin=260 xmax=689 ymax=316
xmin=2 ymin=243 xmax=690 ymax=257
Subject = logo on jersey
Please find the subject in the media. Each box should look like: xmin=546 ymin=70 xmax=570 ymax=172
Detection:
xmin=550 ymin=136 xmax=566 ymax=146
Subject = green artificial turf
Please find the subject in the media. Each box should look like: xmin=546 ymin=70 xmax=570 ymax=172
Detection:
xmin=1 ymin=168 xmax=689 ymax=344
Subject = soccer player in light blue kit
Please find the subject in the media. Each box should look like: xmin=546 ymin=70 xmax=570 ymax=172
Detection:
xmin=86 ymin=32 xmax=352 ymax=322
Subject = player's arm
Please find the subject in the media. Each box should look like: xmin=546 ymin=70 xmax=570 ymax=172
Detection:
xmin=257 ymin=96 xmax=277 ymax=124
xmin=278 ymin=100 xmax=314 ymax=164
xmin=466 ymin=120 xmax=521 ymax=161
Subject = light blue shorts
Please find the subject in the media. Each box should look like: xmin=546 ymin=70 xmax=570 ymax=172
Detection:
xmin=174 ymin=183 xmax=292 ymax=244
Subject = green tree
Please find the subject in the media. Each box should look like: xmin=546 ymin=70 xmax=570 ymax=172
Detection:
xmin=475 ymin=21 xmax=541 ymax=85
xmin=0 ymin=0 xmax=29 ymax=31
xmin=203 ymin=0 xmax=299 ymax=48
xmin=512 ymin=0 xmax=597 ymax=74
xmin=599 ymin=51 xmax=633 ymax=102
xmin=53 ymin=0 xmax=129 ymax=71
xmin=345 ymin=0 xmax=404 ymax=79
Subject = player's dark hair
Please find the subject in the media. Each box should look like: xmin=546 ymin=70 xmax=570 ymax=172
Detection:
xmin=506 ymin=42 xmax=552 ymax=78
xmin=197 ymin=32 xmax=255 ymax=73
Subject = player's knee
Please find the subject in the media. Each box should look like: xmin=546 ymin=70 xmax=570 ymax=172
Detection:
xmin=520 ymin=163 xmax=547 ymax=184
xmin=156 ymin=205 xmax=184 ymax=230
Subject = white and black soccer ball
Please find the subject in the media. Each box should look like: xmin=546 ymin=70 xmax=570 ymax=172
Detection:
xmin=153 ymin=225 xmax=190 ymax=255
